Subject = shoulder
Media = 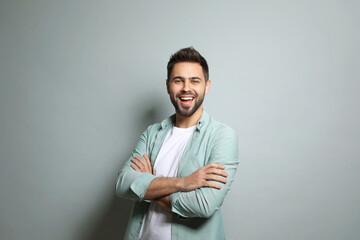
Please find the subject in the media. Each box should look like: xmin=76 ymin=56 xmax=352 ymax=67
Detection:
xmin=146 ymin=122 xmax=162 ymax=132
xmin=206 ymin=116 xmax=237 ymax=140
xmin=141 ymin=122 xmax=162 ymax=137
xmin=204 ymin=116 xmax=239 ymax=158
xmin=141 ymin=113 xmax=172 ymax=138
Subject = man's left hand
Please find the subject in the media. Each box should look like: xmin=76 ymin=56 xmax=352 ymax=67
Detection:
xmin=130 ymin=154 xmax=154 ymax=175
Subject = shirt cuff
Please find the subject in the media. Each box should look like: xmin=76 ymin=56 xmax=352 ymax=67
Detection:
xmin=130 ymin=172 xmax=157 ymax=201
xmin=169 ymin=191 xmax=182 ymax=215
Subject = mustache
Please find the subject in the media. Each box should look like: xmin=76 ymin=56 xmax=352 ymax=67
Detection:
xmin=176 ymin=91 xmax=197 ymax=97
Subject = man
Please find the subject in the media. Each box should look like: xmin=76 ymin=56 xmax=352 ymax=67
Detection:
xmin=116 ymin=47 xmax=238 ymax=240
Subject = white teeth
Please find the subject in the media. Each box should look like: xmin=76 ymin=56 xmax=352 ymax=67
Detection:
xmin=181 ymin=97 xmax=193 ymax=100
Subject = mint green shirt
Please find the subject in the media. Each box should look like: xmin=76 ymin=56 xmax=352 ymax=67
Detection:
xmin=116 ymin=111 xmax=239 ymax=240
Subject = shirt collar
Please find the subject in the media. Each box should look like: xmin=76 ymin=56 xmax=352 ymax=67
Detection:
xmin=160 ymin=110 xmax=210 ymax=131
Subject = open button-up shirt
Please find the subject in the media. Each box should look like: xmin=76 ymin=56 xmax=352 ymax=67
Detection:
xmin=116 ymin=111 xmax=239 ymax=240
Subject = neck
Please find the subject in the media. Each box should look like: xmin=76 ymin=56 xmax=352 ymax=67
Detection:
xmin=174 ymin=106 xmax=203 ymax=128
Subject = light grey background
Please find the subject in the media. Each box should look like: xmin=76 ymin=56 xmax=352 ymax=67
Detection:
xmin=1 ymin=0 xmax=359 ymax=239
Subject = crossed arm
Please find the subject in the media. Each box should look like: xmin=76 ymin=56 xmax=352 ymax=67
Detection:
xmin=116 ymin=125 xmax=238 ymax=218
xmin=130 ymin=154 xmax=228 ymax=212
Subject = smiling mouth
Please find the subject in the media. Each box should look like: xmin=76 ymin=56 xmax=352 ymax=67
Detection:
xmin=178 ymin=96 xmax=195 ymax=106
xmin=179 ymin=96 xmax=194 ymax=101
xmin=180 ymin=97 xmax=194 ymax=101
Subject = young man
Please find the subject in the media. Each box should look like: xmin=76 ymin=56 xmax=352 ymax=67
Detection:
xmin=116 ymin=47 xmax=238 ymax=240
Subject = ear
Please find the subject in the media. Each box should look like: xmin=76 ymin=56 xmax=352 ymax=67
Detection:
xmin=205 ymin=80 xmax=211 ymax=94
xmin=166 ymin=79 xmax=170 ymax=94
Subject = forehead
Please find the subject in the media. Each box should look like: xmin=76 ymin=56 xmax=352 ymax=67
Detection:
xmin=171 ymin=62 xmax=204 ymax=79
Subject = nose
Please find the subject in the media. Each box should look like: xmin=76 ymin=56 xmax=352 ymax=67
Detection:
xmin=182 ymin=80 xmax=190 ymax=92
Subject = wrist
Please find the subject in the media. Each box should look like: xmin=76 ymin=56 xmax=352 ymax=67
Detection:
xmin=176 ymin=177 xmax=186 ymax=192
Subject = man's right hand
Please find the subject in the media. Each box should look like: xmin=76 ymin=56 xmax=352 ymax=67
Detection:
xmin=140 ymin=162 xmax=228 ymax=200
xmin=180 ymin=163 xmax=228 ymax=191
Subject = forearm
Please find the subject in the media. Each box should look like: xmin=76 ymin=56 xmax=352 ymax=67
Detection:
xmin=170 ymin=161 xmax=238 ymax=218
xmin=144 ymin=177 xmax=184 ymax=199
xmin=153 ymin=195 xmax=172 ymax=212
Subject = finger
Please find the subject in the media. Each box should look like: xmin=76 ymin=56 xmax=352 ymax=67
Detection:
xmin=143 ymin=154 xmax=150 ymax=162
xmin=205 ymin=181 xmax=222 ymax=189
xmin=143 ymin=154 xmax=152 ymax=171
xmin=143 ymin=154 xmax=151 ymax=166
xmin=135 ymin=155 xmax=146 ymax=163
xmin=132 ymin=157 xmax=145 ymax=170
xmin=142 ymin=154 xmax=151 ymax=173
xmin=134 ymin=156 xmax=146 ymax=167
xmin=208 ymin=168 xmax=228 ymax=177
xmin=206 ymin=163 xmax=225 ymax=170
xmin=130 ymin=163 xmax=141 ymax=172
xmin=206 ymin=174 xmax=227 ymax=184
xmin=136 ymin=155 xmax=150 ymax=172
xmin=131 ymin=157 xmax=141 ymax=166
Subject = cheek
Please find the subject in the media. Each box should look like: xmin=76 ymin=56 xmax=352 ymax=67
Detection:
xmin=168 ymin=89 xmax=177 ymax=98
xmin=169 ymin=86 xmax=180 ymax=95
xmin=196 ymin=86 xmax=207 ymax=94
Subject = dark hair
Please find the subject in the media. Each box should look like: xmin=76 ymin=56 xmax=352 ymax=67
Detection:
xmin=167 ymin=47 xmax=209 ymax=81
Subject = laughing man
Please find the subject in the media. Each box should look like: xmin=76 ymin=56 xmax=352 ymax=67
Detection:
xmin=116 ymin=47 xmax=239 ymax=240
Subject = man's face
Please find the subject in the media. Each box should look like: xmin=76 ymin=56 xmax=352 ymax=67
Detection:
xmin=167 ymin=62 xmax=211 ymax=117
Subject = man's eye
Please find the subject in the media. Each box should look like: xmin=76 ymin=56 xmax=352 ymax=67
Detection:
xmin=174 ymin=80 xmax=181 ymax=83
xmin=192 ymin=80 xmax=199 ymax=84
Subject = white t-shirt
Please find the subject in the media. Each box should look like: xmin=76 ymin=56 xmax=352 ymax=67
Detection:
xmin=138 ymin=125 xmax=197 ymax=240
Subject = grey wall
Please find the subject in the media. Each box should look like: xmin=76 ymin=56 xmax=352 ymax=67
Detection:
xmin=1 ymin=1 xmax=359 ymax=239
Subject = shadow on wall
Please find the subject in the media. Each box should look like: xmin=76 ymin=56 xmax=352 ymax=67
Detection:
xmin=86 ymin=197 xmax=133 ymax=240
xmin=84 ymin=99 xmax=169 ymax=240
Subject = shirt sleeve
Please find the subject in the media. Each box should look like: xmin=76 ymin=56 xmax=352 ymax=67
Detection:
xmin=169 ymin=126 xmax=239 ymax=218
xmin=115 ymin=127 xmax=157 ymax=201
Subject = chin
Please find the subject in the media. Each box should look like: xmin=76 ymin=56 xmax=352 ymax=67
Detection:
xmin=178 ymin=112 xmax=193 ymax=117
xmin=178 ymin=106 xmax=200 ymax=117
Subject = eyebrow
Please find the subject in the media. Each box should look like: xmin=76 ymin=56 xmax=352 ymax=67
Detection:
xmin=171 ymin=76 xmax=202 ymax=81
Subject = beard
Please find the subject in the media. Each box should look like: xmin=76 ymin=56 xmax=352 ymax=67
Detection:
xmin=170 ymin=90 xmax=205 ymax=117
